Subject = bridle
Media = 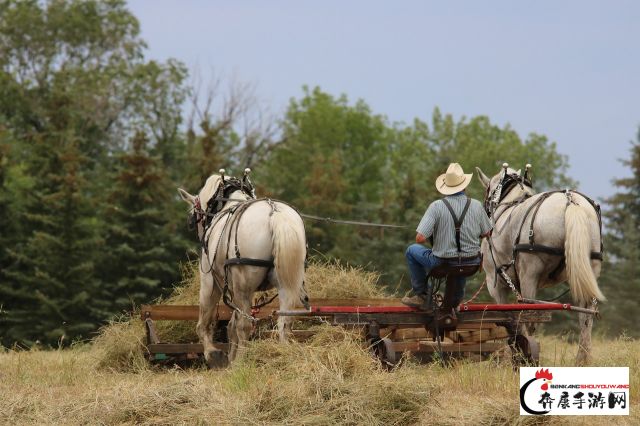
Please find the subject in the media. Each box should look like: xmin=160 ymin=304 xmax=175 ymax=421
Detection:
xmin=188 ymin=196 xmax=205 ymax=231
xmin=187 ymin=175 xmax=256 ymax=235
xmin=482 ymin=164 xmax=603 ymax=308
xmin=484 ymin=165 xmax=533 ymax=219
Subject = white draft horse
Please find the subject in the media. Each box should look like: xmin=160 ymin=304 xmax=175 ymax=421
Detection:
xmin=179 ymin=170 xmax=307 ymax=368
xmin=476 ymin=164 xmax=605 ymax=364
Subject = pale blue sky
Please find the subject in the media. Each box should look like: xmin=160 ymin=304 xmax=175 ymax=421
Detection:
xmin=129 ymin=0 xmax=639 ymax=200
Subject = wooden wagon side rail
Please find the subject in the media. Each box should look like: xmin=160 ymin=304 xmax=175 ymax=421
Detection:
xmin=140 ymin=298 xmax=406 ymax=322
xmin=140 ymin=299 xmax=559 ymax=365
xmin=140 ymin=300 xmax=559 ymax=322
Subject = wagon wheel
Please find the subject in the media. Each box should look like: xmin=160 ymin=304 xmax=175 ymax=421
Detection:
xmin=380 ymin=337 xmax=398 ymax=368
xmin=512 ymin=335 xmax=540 ymax=367
xmin=369 ymin=337 xmax=399 ymax=369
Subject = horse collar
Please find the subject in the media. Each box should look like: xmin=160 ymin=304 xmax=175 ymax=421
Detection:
xmin=485 ymin=172 xmax=532 ymax=217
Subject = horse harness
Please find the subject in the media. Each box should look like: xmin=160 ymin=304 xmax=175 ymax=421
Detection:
xmin=485 ymin=170 xmax=604 ymax=301
xmin=192 ymin=177 xmax=279 ymax=320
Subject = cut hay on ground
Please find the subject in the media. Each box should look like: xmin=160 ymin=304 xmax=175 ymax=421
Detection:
xmin=2 ymin=261 xmax=638 ymax=424
xmin=90 ymin=261 xmax=391 ymax=371
xmin=1 ymin=334 xmax=638 ymax=425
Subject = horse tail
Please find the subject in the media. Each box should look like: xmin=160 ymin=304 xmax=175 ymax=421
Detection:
xmin=564 ymin=203 xmax=605 ymax=305
xmin=270 ymin=207 xmax=306 ymax=309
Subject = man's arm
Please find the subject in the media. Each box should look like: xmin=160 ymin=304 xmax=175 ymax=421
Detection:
xmin=415 ymin=202 xmax=437 ymax=244
xmin=477 ymin=202 xmax=493 ymax=238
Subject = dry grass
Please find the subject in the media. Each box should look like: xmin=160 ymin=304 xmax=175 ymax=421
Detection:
xmin=1 ymin=333 xmax=637 ymax=425
xmin=90 ymin=261 xmax=391 ymax=371
xmin=162 ymin=259 xmax=391 ymax=303
xmin=3 ymin=263 xmax=636 ymax=424
xmin=304 ymin=260 xmax=390 ymax=299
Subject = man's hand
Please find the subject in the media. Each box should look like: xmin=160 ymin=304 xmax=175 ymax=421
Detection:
xmin=415 ymin=233 xmax=427 ymax=244
xmin=480 ymin=229 xmax=492 ymax=239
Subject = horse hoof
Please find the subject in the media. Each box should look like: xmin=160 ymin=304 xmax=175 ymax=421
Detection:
xmin=205 ymin=350 xmax=228 ymax=369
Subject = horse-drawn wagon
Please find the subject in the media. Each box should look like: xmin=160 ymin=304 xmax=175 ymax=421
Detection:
xmin=141 ymin=281 xmax=596 ymax=368
xmin=168 ymin=164 xmax=603 ymax=368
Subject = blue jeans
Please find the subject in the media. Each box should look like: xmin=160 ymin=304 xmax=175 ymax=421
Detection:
xmin=405 ymin=244 xmax=465 ymax=303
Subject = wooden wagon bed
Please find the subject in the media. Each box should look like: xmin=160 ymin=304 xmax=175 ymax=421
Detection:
xmin=141 ymin=298 xmax=554 ymax=366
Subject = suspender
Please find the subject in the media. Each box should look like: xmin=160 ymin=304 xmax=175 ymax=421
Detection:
xmin=441 ymin=197 xmax=471 ymax=256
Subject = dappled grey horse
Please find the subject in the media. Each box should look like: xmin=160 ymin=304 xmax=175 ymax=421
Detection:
xmin=179 ymin=171 xmax=307 ymax=368
xmin=476 ymin=164 xmax=604 ymax=364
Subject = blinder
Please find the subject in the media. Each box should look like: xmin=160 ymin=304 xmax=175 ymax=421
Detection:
xmin=484 ymin=171 xmax=532 ymax=216
xmin=203 ymin=176 xmax=255 ymax=227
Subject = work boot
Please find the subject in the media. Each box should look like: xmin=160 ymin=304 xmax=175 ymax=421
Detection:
xmin=401 ymin=293 xmax=426 ymax=307
xmin=422 ymin=281 xmax=435 ymax=313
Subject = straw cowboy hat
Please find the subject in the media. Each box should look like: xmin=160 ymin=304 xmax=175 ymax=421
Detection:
xmin=435 ymin=163 xmax=473 ymax=195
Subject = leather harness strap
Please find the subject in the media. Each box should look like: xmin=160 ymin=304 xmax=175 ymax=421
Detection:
xmin=441 ymin=197 xmax=472 ymax=256
xmin=224 ymin=257 xmax=274 ymax=268
xmin=504 ymin=189 xmax=604 ymax=283
xmin=513 ymin=243 xmax=603 ymax=260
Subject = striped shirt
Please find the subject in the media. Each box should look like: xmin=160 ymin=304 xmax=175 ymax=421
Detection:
xmin=416 ymin=193 xmax=492 ymax=258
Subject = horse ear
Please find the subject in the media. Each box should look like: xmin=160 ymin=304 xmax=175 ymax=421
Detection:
xmin=476 ymin=167 xmax=490 ymax=188
xmin=178 ymin=188 xmax=196 ymax=205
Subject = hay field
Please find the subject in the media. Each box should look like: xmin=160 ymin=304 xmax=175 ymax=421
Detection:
xmin=1 ymin=262 xmax=637 ymax=425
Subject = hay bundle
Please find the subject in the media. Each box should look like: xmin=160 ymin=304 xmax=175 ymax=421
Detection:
xmin=92 ymin=261 xmax=391 ymax=371
xmin=222 ymin=325 xmax=434 ymax=424
xmin=305 ymin=260 xmax=390 ymax=299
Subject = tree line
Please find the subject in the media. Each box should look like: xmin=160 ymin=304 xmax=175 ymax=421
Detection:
xmin=0 ymin=0 xmax=637 ymax=346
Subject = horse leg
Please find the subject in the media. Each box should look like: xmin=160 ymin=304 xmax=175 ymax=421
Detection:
xmin=226 ymin=311 xmax=239 ymax=362
xmin=517 ymin=256 xmax=549 ymax=336
xmin=196 ymin=271 xmax=225 ymax=368
xmin=227 ymin=286 xmax=254 ymax=363
xmin=270 ymin=269 xmax=296 ymax=343
xmin=486 ymin=268 xmax=510 ymax=305
xmin=576 ymin=259 xmax=600 ymax=365
xmin=576 ymin=309 xmax=593 ymax=365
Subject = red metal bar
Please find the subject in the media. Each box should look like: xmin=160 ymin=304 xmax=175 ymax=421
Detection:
xmin=310 ymin=305 xmax=418 ymax=314
xmin=459 ymin=303 xmax=569 ymax=312
xmin=308 ymin=303 xmax=572 ymax=314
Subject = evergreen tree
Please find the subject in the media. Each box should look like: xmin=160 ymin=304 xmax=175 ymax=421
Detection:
xmin=0 ymin=0 xmax=188 ymax=345
xmin=100 ymin=132 xmax=187 ymax=312
xmin=2 ymin=135 xmax=105 ymax=346
xmin=599 ymin=130 xmax=640 ymax=337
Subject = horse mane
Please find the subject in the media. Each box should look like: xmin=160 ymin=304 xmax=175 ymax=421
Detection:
xmin=198 ymin=174 xmax=222 ymax=205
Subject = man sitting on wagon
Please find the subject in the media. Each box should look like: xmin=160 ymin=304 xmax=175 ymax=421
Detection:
xmin=402 ymin=163 xmax=492 ymax=310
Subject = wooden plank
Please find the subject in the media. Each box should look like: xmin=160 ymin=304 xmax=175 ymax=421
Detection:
xmin=331 ymin=312 xmax=434 ymax=326
xmin=385 ymin=328 xmax=430 ymax=341
xmin=458 ymin=310 xmax=552 ymax=323
xmin=140 ymin=301 xmax=553 ymax=324
xmin=147 ymin=343 xmax=205 ymax=354
xmin=417 ymin=341 xmax=506 ymax=354
xmin=140 ymin=298 xmax=402 ymax=321
xmin=141 ymin=305 xmax=200 ymax=321
xmin=388 ymin=340 xmax=421 ymax=353
xmin=449 ymin=326 xmax=510 ymax=343
xmin=455 ymin=322 xmax=499 ymax=330
xmin=144 ymin=318 xmax=161 ymax=344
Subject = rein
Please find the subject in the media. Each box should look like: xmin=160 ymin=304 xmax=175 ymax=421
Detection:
xmin=484 ymin=171 xmax=603 ymax=305
xmin=194 ymin=186 xmax=311 ymax=320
